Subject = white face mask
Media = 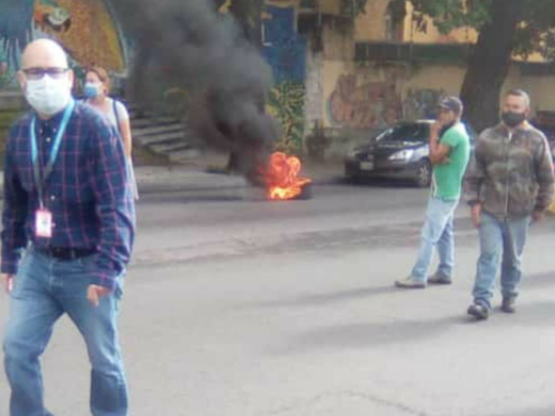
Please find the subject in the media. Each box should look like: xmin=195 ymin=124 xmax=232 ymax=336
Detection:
xmin=25 ymin=74 xmax=71 ymax=116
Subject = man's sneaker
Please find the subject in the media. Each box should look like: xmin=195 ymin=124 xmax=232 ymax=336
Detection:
xmin=501 ymin=297 xmax=516 ymax=313
xmin=395 ymin=277 xmax=426 ymax=289
xmin=428 ymin=273 xmax=452 ymax=285
xmin=467 ymin=303 xmax=489 ymax=320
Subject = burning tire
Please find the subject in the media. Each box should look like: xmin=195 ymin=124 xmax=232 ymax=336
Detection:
xmin=265 ymin=152 xmax=312 ymax=201
xmin=292 ymin=182 xmax=312 ymax=200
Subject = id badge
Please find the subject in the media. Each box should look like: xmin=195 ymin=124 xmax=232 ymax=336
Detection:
xmin=35 ymin=208 xmax=53 ymax=238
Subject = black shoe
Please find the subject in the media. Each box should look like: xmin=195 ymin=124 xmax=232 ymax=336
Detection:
xmin=501 ymin=297 xmax=516 ymax=313
xmin=467 ymin=303 xmax=489 ymax=320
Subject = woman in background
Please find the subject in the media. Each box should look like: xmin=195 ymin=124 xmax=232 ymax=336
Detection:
xmin=84 ymin=65 xmax=139 ymax=199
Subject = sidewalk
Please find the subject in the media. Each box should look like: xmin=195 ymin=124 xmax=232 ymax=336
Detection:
xmin=0 ymin=152 xmax=345 ymax=198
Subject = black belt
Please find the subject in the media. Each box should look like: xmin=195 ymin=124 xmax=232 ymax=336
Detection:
xmin=37 ymin=247 xmax=97 ymax=261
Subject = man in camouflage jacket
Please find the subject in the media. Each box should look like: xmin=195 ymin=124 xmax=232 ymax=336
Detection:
xmin=464 ymin=89 xmax=554 ymax=320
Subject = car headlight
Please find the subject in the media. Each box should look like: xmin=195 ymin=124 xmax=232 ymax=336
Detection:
xmin=389 ymin=149 xmax=414 ymax=161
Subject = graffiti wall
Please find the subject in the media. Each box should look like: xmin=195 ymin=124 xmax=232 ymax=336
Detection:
xmin=1 ymin=0 xmax=308 ymax=154
xmin=263 ymin=3 xmax=307 ymax=153
xmin=326 ymin=72 xmax=402 ymax=129
xmin=267 ymin=81 xmax=306 ymax=154
xmin=0 ymin=0 xmax=127 ymax=90
xmin=325 ymin=68 xmax=445 ymax=129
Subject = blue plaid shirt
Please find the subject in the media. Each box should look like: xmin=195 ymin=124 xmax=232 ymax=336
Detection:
xmin=1 ymin=101 xmax=135 ymax=290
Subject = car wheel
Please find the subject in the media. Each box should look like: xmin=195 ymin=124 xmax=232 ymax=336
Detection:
xmin=414 ymin=159 xmax=431 ymax=188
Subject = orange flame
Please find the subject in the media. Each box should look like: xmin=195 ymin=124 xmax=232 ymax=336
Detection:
xmin=265 ymin=152 xmax=312 ymax=200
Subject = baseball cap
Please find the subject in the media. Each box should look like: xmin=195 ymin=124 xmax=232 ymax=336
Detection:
xmin=439 ymin=96 xmax=463 ymax=115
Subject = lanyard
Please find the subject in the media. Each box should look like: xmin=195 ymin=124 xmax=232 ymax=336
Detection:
xmin=30 ymin=100 xmax=75 ymax=208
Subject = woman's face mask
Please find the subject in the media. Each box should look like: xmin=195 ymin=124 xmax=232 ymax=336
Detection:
xmin=25 ymin=74 xmax=71 ymax=116
xmin=83 ymin=82 xmax=102 ymax=99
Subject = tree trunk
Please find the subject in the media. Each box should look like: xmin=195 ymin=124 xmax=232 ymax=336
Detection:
xmin=460 ymin=0 xmax=524 ymax=134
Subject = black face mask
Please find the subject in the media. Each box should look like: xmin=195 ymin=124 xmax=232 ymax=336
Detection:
xmin=440 ymin=121 xmax=456 ymax=138
xmin=502 ymin=111 xmax=527 ymax=128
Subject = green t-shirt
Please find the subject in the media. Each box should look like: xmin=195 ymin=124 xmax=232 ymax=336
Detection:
xmin=432 ymin=123 xmax=471 ymax=200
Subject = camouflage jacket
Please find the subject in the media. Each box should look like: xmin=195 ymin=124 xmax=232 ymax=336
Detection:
xmin=464 ymin=123 xmax=554 ymax=218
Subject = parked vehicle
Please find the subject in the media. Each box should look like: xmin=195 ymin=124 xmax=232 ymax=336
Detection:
xmin=344 ymin=120 xmax=474 ymax=187
xmin=345 ymin=120 xmax=435 ymax=187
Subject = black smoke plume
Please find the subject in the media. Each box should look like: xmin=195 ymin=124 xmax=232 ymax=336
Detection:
xmin=111 ymin=0 xmax=280 ymax=184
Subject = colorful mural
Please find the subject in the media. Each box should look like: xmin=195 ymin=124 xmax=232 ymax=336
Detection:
xmin=326 ymin=71 xmax=445 ymax=128
xmin=327 ymin=73 xmax=402 ymax=129
xmin=262 ymin=4 xmax=307 ymax=152
xmin=0 ymin=0 xmax=127 ymax=89
xmin=267 ymin=81 xmax=306 ymax=154
xmin=211 ymin=0 xmax=306 ymax=152
xmin=36 ymin=0 xmax=126 ymax=73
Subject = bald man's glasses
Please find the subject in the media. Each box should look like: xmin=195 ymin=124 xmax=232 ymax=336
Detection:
xmin=22 ymin=67 xmax=69 ymax=81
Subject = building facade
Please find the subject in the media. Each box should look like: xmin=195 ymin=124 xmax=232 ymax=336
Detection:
xmin=2 ymin=0 xmax=554 ymax=157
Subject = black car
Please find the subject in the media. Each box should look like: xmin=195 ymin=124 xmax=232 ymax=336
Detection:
xmin=345 ymin=120 xmax=436 ymax=187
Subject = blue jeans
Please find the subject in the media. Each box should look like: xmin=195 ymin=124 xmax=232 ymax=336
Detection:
xmin=473 ymin=212 xmax=530 ymax=309
xmin=411 ymin=196 xmax=459 ymax=282
xmin=3 ymin=248 xmax=128 ymax=416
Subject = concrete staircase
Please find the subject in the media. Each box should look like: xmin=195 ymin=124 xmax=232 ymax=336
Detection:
xmin=0 ymin=92 xmax=25 ymax=139
xmin=129 ymin=107 xmax=201 ymax=163
xmin=0 ymin=93 xmax=25 ymax=158
xmin=0 ymin=93 xmax=200 ymax=164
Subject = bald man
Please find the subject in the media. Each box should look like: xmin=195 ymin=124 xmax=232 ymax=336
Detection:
xmin=1 ymin=39 xmax=135 ymax=416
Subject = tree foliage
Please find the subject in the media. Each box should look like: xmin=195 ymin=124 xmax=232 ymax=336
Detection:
xmin=352 ymin=0 xmax=555 ymax=130
xmin=511 ymin=0 xmax=555 ymax=60
xmin=357 ymin=0 xmax=555 ymax=60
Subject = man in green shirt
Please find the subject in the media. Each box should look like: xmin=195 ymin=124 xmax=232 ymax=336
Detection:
xmin=396 ymin=96 xmax=471 ymax=288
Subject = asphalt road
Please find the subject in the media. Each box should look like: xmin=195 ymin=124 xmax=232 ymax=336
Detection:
xmin=1 ymin=179 xmax=554 ymax=416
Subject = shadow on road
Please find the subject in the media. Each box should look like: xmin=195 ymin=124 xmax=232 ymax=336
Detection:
xmin=270 ymin=300 xmax=555 ymax=355
xmin=256 ymin=271 xmax=555 ymax=355
xmin=486 ymin=407 xmax=555 ymax=416
xmin=342 ymin=177 xmax=419 ymax=189
xmin=492 ymin=300 xmax=555 ymax=327
xmin=248 ymin=285 xmax=403 ymax=309
xmin=249 ymin=269 xmax=555 ymax=312
xmin=140 ymin=193 xmax=246 ymax=204
xmin=269 ymin=314 xmax=468 ymax=355
xmin=522 ymin=270 xmax=555 ymax=290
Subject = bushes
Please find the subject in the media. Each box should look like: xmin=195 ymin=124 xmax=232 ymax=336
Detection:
xmin=0 ymin=109 xmax=24 ymax=165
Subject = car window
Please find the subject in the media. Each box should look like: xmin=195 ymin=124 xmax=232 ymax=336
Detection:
xmin=378 ymin=124 xmax=429 ymax=142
